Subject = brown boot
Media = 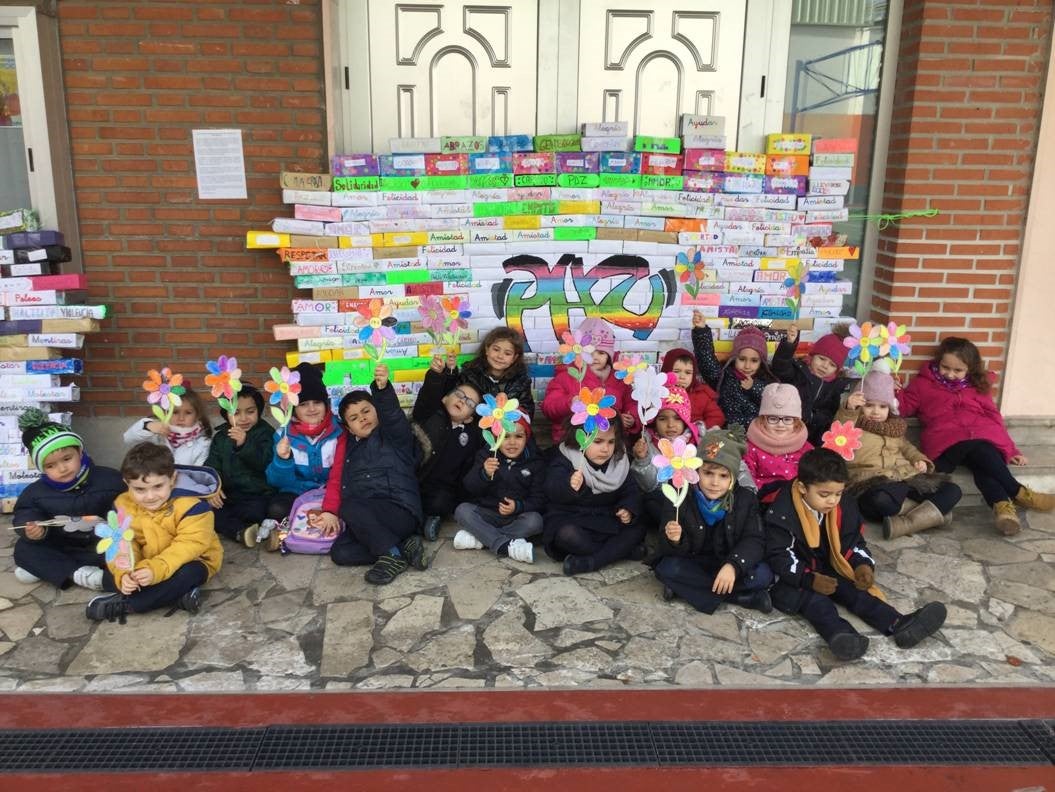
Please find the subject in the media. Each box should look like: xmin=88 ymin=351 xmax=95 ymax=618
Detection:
xmin=993 ymin=500 xmax=1021 ymax=536
xmin=883 ymin=501 xmax=946 ymax=539
xmin=1014 ymin=486 xmax=1055 ymax=512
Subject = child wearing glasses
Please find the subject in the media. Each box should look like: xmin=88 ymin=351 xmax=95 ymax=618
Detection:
xmin=411 ymin=354 xmax=484 ymax=541
xmin=744 ymin=384 xmax=813 ymax=503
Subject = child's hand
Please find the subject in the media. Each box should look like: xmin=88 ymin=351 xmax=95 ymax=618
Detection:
xmin=1010 ymin=454 xmax=1029 ymax=466
xmin=445 ymin=353 xmax=457 ymax=371
xmin=740 ymin=374 xmax=754 ymax=390
xmin=130 ymin=567 xmax=154 ymax=587
xmin=619 ymin=412 xmax=634 ymax=429
xmin=309 ymin=511 xmax=340 ymax=537
xmin=147 ymin=420 xmax=170 ymax=436
xmin=712 ymin=563 xmax=737 ymax=595
xmin=810 ymin=572 xmax=838 ymax=595
xmin=569 ymin=470 xmax=584 ymax=492
xmin=664 ymin=520 xmax=682 ymax=543
xmin=786 ymin=323 xmax=799 ymax=343
xmin=276 ymin=435 xmax=292 ymax=459
xmin=498 ymin=497 xmax=516 ymax=516
xmin=691 ymin=311 xmax=705 ymax=328
xmin=853 ymin=564 xmax=875 ymax=591
xmin=119 ymin=575 xmax=140 ymax=595
xmin=206 ymin=488 xmax=225 ymax=509
xmin=229 ymin=425 xmax=247 ymax=447
xmin=374 ymin=363 xmax=389 ymax=390
xmin=483 ymin=457 xmax=500 ymax=478
xmin=23 ymin=521 xmax=45 ymax=541
xmin=429 ymin=355 xmax=445 ymax=374
xmin=615 ymin=508 xmax=632 ymax=525
xmin=633 ymin=438 xmax=648 ymax=460
xmin=914 ymin=460 xmax=928 ymax=473
xmin=846 ymin=391 xmax=866 ymax=409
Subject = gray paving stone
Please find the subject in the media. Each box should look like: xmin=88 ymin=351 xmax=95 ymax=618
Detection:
xmin=245 ymin=634 xmax=313 ymax=677
xmin=320 ymin=600 xmax=374 ymax=678
xmin=405 ymin=624 xmax=476 ymax=673
xmin=895 ymin=549 xmax=988 ymax=602
xmin=1007 ymin=608 xmax=1055 ymax=656
xmin=446 ymin=565 xmax=508 ymax=620
xmin=551 ymin=646 xmax=614 ymax=673
xmin=961 ymin=537 xmax=1038 ymax=565
xmin=989 ymin=560 xmax=1055 ymax=593
xmin=482 ymin=607 xmax=549 ymax=667
xmin=45 ymin=603 xmax=91 ymax=640
xmin=379 ymin=594 xmax=444 ymax=652
xmin=68 ymin=612 xmax=189 ymax=675
xmin=517 ymin=577 xmax=613 ymax=631
xmin=714 ymin=664 xmax=790 ymax=686
xmin=0 ymin=601 xmax=42 ymax=641
xmin=674 ymin=660 xmax=713 ymax=686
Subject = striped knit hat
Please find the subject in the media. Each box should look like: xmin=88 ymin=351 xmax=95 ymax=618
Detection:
xmin=18 ymin=408 xmax=83 ymax=470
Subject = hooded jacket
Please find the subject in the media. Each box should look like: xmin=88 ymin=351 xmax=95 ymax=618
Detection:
xmin=692 ymin=326 xmax=771 ymax=429
xmin=462 ymin=446 xmax=547 ymax=514
xmin=411 ymin=367 xmax=482 ymax=487
xmin=771 ymin=337 xmax=851 ymax=446
xmin=13 ymin=465 xmax=126 ymax=547
xmin=205 ymin=420 xmax=275 ymax=497
xmin=265 ymin=414 xmax=342 ymax=495
xmin=458 ymin=358 xmax=536 ymax=420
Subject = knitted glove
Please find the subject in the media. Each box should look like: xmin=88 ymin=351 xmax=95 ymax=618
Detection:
xmin=808 ymin=572 xmax=838 ymax=595
xmin=854 ymin=564 xmax=875 ymax=591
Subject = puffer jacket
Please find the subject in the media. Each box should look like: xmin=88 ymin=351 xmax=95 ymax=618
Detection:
xmin=205 ymin=421 xmax=275 ymax=497
xmin=458 ymin=359 xmax=536 ymax=419
xmin=660 ymin=347 xmax=725 ymax=428
xmin=541 ymin=364 xmax=639 ymax=444
xmin=692 ymin=326 xmax=771 ymax=429
xmin=836 ymin=406 xmax=932 ymax=484
xmin=265 ymin=415 xmax=342 ymax=495
xmin=771 ymin=337 xmax=851 ymax=445
xmin=462 ymin=446 xmax=547 ymax=514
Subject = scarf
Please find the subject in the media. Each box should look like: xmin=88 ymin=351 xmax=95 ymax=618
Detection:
xmin=43 ymin=452 xmax=93 ymax=492
xmin=928 ymin=361 xmax=970 ymax=392
xmin=168 ymin=424 xmax=204 ymax=450
xmin=856 ymin=414 xmax=907 ymax=438
xmin=558 ymin=445 xmax=629 ymax=493
xmin=692 ymin=488 xmax=727 ymax=526
xmin=790 ymin=482 xmax=885 ymax=600
xmin=747 ymin=418 xmax=808 ymax=455
xmin=290 ymin=409 xmax=334 ymax=440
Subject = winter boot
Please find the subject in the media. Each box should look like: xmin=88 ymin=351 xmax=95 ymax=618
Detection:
xmin=893 ymin=601 xmax=947 ymax=648
xmin=1015 ymin=486 xmax=1055 ymax=512
xmin=883 ymin=501 xmax=947 ymax=539
xmin=993 ymin=500 xmax=1021 ymax=536
xmin=827 ymin=631 xmax=869 ymax=661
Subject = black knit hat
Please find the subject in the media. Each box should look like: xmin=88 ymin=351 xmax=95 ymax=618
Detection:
xmin=294 ymin=362 xmax=328 ymax=404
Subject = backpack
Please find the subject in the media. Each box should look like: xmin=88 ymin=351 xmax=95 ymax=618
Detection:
xmin=280 ymin=486 xmax=342 ymax=554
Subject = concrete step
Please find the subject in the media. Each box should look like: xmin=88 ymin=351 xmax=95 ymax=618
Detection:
xmin=947 ymin=443 xmax=1055 ymax=509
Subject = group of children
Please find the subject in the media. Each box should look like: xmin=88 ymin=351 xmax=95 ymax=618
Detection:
xmin=9 ymin=319 xmax=1051 ymax=663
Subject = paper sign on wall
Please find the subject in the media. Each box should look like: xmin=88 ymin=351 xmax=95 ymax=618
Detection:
xmin=192 ymin=129 xmax=247 ymax=200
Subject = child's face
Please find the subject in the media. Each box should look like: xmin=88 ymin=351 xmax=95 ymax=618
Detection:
xmin=442 ymin=385 xmax=480 ymax=425
xmin=590 ymin=350 xmax=610 ymax=372
xmin=233 ymin=395 xmax=260 ymax=432
xmin=763 ymin=415 xmax=797 ymax=437
xmin=294 ymin=400 xmax=327 ymax=425
xmin=735 ymin=349 xmax=761 ymax=377
xmin=342 ymin=399 xmax=378 ymax=439
xmin=798 ymin=480 xmax=845 ymax=515
xmin=485 ymin=340 xmax=517 ymax=375
xmin=862 ymin=400 xmax=890 ymax=422
xmin=809 ymin=354 xmax=837 ymax=379
xmin=698 ymin=462 xmax=732 ymax=500
xmin=41 ymin=446 xmax=82 ymax=484
xmin=671 ymin=359 xmax=695 ymax=389
xmin=655 ymin=409 xmax=687 ymax=439
xmin=584 ymin=427 xmax=617 ymax=465
xmin=500 ymin=425 xmax=528 ymax=459
xmin=939 ymin=352 xmax=969 ymax=381
xmin=169 ymin=401 xmax=199 ymax=429
xmin=126 ymin=472 xmax=177 ymax=512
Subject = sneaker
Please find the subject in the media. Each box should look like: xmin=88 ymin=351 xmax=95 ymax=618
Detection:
xmin=241 ymin=523 xmax=260 ymax=548
xmin=453 ymin=529 xmax=484 ymax=550
xmin=507 ymin=538 xmax=534 ymax=564
xmin=562 ymin=554 xmax=593 ymax=576
xmin=422 ymin=515 xmax=441 ymax=541
xmin=364 ymin=553 xmax=409 ymax=585
xmin=72 ymin=566 xmax=104 ymax=591
xmin=828 ymin=631 xmax=869 ymax=661
xmin=86 ymin=593 xmax=129 ymax=624
xmin=893 ymin=601 xmax=947 ymax=648
xmin=178 ymin=587 xmax=202 ymax=615
xmin=400 ymin=534 xmax=429 ymax=571
xmin=13 ymin=567 xmax=40 ymax=584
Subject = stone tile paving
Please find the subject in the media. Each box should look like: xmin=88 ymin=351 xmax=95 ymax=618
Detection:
xmin=0 ymin=506 xmax=1053 ymax=692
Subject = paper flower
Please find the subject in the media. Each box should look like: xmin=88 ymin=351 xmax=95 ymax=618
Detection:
xmin=613 ymin=354 xmax=648 ymax=386
xmin=843 ymin=322 xmax=883 ymax=374
xmin=265 ymin=366 xmax=302 ymax=427
xmin=204 ymin=355 xmax=243 ymax=415
xmin=95 ymin=509 xmax=134 ymax=571
xmin=880 ymin=322 xmax=912 ymax=371
xmin=441 ymin=296 xmax=472 ymax=336
xmin=143 ymin=367 xmax=185 ymax=422
xmin=558 ymin=329 xmax=594 ymax=366
xmin=571 ymin=386 xmax=617 ymax=434
xmin=476 ymin=393 xmax=522 ymax=435
xmin=822 ymin=420 xmax=864 ymax=461
xmin=675 ymin=247 xmax=705 ymax=284
xmin=652 ymin=437 xmax=703 ymax=490
xmin=631 ymin=365 xmax=670 ymax=424
xmin=417 ymin=295 xmax=447 ymax=340
xmin=354 ymin=298 xmax=397 ymax=347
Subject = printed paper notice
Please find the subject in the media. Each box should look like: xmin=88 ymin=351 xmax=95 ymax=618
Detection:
xmin=192 ymin=129 xmax=247 ymax=200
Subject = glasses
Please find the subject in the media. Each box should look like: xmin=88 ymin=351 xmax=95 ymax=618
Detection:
xmin=765 ymin=415 xmax=796 ymax=425
xmin=452 ymin=389 xmax=479 ymax=410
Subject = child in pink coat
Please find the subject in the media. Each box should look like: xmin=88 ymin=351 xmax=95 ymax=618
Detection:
xmin=744 ymin=383 xmax=813 ymax=503
xmin=900 ymin=337 xmax=1053 ymax=535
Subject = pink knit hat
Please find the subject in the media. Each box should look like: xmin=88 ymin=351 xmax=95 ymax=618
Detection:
xmin=654 ymin=374 xmax=698 ymax=443
xmin=759 ymin=383 xmax=802 ymax=418
xmin=578 ymin=318 xmax=615 ymax=358
xmin=730 ymin=326 xmax=769 ymax=361
xmin=809 ymin=333 xmax=849 ymax=368
xmin=862 ymin=370 xmax=899 ymax=414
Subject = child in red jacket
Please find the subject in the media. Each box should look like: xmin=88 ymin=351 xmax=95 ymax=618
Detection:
xmin=900 ymin=337 xmax=1053 ymax=535
xmin=660 ymin=347 xmax=725 ymax=428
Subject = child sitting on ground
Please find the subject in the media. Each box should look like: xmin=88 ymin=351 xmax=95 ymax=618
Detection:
xmin=411 ymin=354 xmax=483 ymax=541
xmin=85 ymin=443 xmax=224 ymax=623
xmin=691 ymin=312 xmax=775 ymax=429
xmin=764 ymin=448 xmax=947 ymax=661
xmin=12 ymin=409 xmax=125 ymax=591
xmin=650 ymin=427 xmax=773 ymax=614
xmin=838 ymin=370 xmax=961 ymax=539
xmin=659 ymin=346 xmax=724 ymax=428
xmin=744 ymin=383 xmax=813 ymax=502
xmin=205 ymin=384 xmax=277 ymax=548
xmin=314 ymin=364 xmax=428 ymax=585
xmin=453 ymin=414 xmax=545 ymax=563
xmin=122 ymin=385 xmax=212 ymax=465
xmin=772 ymin=324 xmax=851 ymax=446
xmin=458 ymin=326 xmax=536 ymax=419
xmin=543 ymin=419 xmax=643 ymax=576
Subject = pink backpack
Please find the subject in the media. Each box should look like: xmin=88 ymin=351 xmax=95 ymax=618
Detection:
xmin=280 ymin=487 xmax=343 ymax=554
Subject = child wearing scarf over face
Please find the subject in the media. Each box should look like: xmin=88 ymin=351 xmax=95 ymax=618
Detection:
xmin=649 ymin=426 xmax=773 ymax=614
xmin=11 ymin=409 xmax=125 ymax=591
xmin=744 ymin=384 xmax=813 ymax=503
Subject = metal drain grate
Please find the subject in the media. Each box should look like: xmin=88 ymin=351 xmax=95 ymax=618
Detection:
xmin=0 ymin=720 xmax=1052 ymax=773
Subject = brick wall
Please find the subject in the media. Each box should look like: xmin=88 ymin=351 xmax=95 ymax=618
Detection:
xmin=58 ymin=0 xmax=326 ymax=417
xmin=873 ymin=0 xmax=1052 ymax=384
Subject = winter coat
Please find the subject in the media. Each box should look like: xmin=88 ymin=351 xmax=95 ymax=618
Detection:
xmin=771 ymin=337 xmax=851 ymax=445
xmin=541 ymin=364 xmax=639 ymax=444
xmin=649 ymin=484 xmax=765 ymax=576
xmin=458 ymin=358 xmax=535 ymax=419
xmin=123 ymin=419 xmax=210 ymax=466
xmin=265 ymin=415 xmax=342 ymax=496
xmin=692 ymin=326 xmax=771 ymax=429
xmin=835 ymin=406 xmax=933 ymax=486
xmin=660 ymin=347 xmax=725 ymax=428
xmin=411 ymin=367 xmax=482 ymax=486
xmin=13 ymin=465 xmax=126 ymax=548
xmin=542 ymin=451 xmax=641 ymax=534
xmin=321 ymin=382 xmax=423 ymax=524
xmin=763 ymin=483 xmax=875 ymax=590
xmin=461 ymin=447 xmax=547 ymax=514
xmin=205 ymin=421 xmax=275 ymax=497
xmin=111 ymin=466 xmax=224 ymax=589
xmin=743 ymin=439 xmax=813 ymax=495
xmin=899 ymin=364 xmax=1021 ymax=463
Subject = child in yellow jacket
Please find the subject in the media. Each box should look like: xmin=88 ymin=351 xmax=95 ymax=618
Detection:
xmin=85 ymin=442 xmax=223 ymax=623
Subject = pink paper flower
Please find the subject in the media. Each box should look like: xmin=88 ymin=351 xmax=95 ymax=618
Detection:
xmin=822 ymin=420 xmax=864 ymax=461
xmin=652 ymin=436 xmax=703 ymax=490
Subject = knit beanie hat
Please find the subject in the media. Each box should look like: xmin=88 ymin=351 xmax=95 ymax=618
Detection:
xmin=697 ymin=426 xmax=747 ymax=478
xmin=655 ymin=375 xmax=697 ymax=443
xmin=19 ymin=408 xmax=83 ymax=470
xmin=513 ymin=413 xmax=532 ymax=440
xmin=578 ymin=318 xmax=616 ymax=359
xmin=294 ymin=362 xmax=328 ymax=404
xmin=809 ymin=333 xmax=849 ymax=368
xmin=730 ymin=326 xmax=769 ymax=361
xmin=759 ymin=383 xmax=802 ymax=418
xmin=862 ymin=370 xmax=899 ymax=414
